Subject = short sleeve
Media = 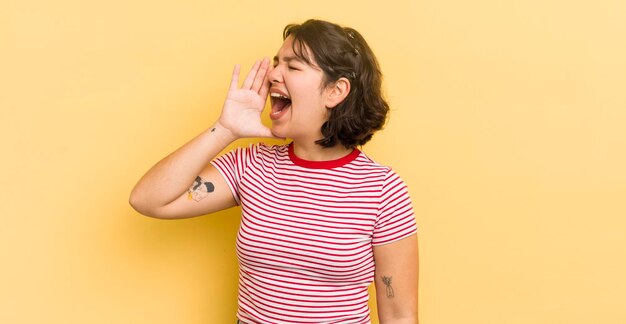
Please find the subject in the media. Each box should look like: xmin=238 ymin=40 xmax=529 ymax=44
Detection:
xmin=209 ymin=143 xmax=257 ymax=205
xmin=372 ymin=169 xmax=418 ymax=246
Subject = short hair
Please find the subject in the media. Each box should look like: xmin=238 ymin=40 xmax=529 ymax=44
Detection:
xmin=283 ymin=19 xmax=389 ymax=149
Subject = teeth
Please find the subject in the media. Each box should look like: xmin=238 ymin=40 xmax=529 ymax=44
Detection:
xmin=270 ymin=93 xmax=290 ymax=99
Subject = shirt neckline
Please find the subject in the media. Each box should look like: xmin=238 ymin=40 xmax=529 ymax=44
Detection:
xmin=288 ymin=142 xmax=361 ymax=169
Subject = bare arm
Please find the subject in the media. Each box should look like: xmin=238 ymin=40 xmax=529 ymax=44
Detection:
xmin=129 ymin=58 xmax=276 ymax=219
xmin=374 ymin=234 xmax=419 ymax=324
xmin=128 ymin=122 xmax=237 ymax=219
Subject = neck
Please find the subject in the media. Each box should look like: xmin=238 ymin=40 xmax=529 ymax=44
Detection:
xmin=292 ymin=140 xmax=353 ymax=161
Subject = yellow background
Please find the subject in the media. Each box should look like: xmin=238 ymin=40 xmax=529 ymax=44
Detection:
xmin=1 ymin=0 xmax=625 ymax=323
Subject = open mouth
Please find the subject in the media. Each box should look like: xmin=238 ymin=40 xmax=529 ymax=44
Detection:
xmin=270 ymin=92 xmax=292 ymax=120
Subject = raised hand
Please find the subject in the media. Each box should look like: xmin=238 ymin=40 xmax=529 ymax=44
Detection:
xmin=218 ymin=57 xmax=277 ymax=139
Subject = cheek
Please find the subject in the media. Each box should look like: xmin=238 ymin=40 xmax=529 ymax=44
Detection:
xmin=293 ymin=95 xmax=325 ymax=120
xmin=284 ymin=76 xmax=326 ymax=114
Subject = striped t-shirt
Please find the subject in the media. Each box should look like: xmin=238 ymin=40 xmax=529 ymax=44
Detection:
xmin=211 ymin=142 xmax=418 ymax=324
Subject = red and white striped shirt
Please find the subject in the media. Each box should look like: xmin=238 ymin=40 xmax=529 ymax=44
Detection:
xmin=211 ymin=142 xmax=417 ymax=324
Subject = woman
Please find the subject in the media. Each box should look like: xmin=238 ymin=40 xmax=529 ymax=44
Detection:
xmin=130 ymin=19 xmax=419 ymax=324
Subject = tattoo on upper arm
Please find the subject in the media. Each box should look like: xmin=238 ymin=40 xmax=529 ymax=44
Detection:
xmin=382 ymin=275 xmax=395 ymax=298
xmin=187 ymin=176 xmax=215 ymax=202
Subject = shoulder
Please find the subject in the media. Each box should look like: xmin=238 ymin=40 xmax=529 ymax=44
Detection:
xmin=234 ymin=142 xmax=288 ymax=154
xmin=255 ymin=142 xmax=289 ymax=152
xmin=350 ymin=149 xmax=393 ymax=175
xmin=253 ymin=142 xmax=290 ymax=158
xmin=235 ymin=142 xmax=290 ymax=164
xmin=350 ymin=150 xmax=412 ymax=190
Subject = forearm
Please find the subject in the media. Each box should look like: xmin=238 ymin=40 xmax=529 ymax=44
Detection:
xmin=379 ymin=315 xmax=418 ymax=324
xmin=129 ymin=121 xmax=236 ymax=213
xmin=374 ymin=235 xmax=419 ymax=324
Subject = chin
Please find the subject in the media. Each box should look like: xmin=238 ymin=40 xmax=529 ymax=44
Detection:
xmin=270 ymin=125 xmax=288 ymax=139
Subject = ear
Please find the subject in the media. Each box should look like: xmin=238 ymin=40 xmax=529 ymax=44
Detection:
xmin=325 ymin=77 xmax=351 ymax=109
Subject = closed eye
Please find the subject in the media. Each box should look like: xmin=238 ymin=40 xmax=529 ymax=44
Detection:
xmin=288 ymin=66 xmax=300 ymax=71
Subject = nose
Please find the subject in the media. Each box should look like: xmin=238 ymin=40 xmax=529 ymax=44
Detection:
xmin=268 ymin=64 xmax=282 ymax=84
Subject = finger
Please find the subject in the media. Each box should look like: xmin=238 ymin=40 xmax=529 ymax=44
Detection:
xmin=229 ymin=64 xmax=241 ymax=91
xmin=258 ymin=64 xmax=273 ymax=101
xmin=242 ymin=60 xmax=260 ymax=90
xmin=251 ymin=57 xmax=269 ymax=93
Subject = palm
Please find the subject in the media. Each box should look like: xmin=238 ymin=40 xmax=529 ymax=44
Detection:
xmin=219 ymin=58 xmax=276 ymax=139
xmin=222 ymin=90 xmax=266 ymax=135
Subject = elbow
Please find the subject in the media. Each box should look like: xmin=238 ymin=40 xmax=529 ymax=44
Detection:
xmin=128 ymin=189 xmax=163 ymax=219
xmin=128 ymin=193 xmax=144 ymax=214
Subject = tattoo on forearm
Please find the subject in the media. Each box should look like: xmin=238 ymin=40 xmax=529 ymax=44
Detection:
xmin=382 ymin=276 xmax=395 ymax=298
xmin=187 ymin=176 xmax=215 ymax=202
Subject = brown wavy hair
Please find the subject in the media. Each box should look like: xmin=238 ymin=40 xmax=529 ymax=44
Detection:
xmin=283 ymin=19 xmax=389 ymax=149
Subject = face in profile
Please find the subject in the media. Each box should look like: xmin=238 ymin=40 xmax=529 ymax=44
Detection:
xmin=268 ymin=36 xmax=334 ymax=142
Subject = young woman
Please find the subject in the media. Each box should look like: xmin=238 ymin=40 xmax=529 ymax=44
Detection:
xmin=130 ymin=19 xmax=419 ymax=324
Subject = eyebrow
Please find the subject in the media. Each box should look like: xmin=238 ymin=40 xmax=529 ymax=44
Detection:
xmin=273 ymin=55 xmax=305 ymax=65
